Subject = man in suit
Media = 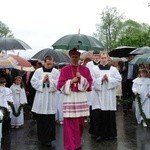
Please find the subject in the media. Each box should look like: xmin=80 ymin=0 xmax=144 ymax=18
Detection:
xmin=120 ymin=54 xmax=139 ymax=114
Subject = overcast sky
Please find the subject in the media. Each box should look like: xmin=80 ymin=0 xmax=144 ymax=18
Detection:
xmin=0 ymin=0 xmax=150 ymax=58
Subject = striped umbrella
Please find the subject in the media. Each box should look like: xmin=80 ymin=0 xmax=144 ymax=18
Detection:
xmin=0 ymin=53 xmax=18 ymax=68
xmin=9 ymin=54 xmax=35 ymax=72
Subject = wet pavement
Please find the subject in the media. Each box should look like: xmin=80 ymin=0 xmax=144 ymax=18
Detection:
xmin=1 ymin=106 xmax=150 ymax=150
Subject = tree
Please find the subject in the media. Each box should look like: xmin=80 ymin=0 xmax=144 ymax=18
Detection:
xmin=94 ymin=6 xmax=124 ymax=51
xmin=116 ymin=20 xmax=150 ymax=47
xmin=94 ymin=7 xmax=150 ymax=51
xmin=0 ymin=21 xmax=14 ymax=37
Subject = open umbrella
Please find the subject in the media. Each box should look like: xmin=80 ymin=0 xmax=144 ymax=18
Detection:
xmin=80 ymin=51 xmax=93 ymax=60
xmin=32 ymin=48 xmax=70 ymax=64
xmin=52 ymin=34 xmax=104 ymax=51
xmin=129 ymin=53 xmax=150 ymax=64
xmin=9 ymin=54 xmax=35 ymax=72
xmin=0 ymin=53 xmax=18 ymax=68
xmin=109 ymin=46 xmax=136 ymax=57
xmin=0 ymin=37 xmax=32 ymax=51
xmin=130 ymin=46 xmax=150 ymax=55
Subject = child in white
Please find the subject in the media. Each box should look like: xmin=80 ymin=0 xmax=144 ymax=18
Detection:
xmin=132 ymin=69 xmax=150 ymax=127
xmin=0 ymin=77 xmax=13 ymax=139
xmin=0 ymin=78 xmax=13 ymax=109
xmin=10 ymin=76 xmax=27 ymax=128
xmin=56 ymin=91 xmax=64 ymax=124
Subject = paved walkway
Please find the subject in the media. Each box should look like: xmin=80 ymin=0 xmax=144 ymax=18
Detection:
xmin=1 ymin=106 xmax=150 ymax=150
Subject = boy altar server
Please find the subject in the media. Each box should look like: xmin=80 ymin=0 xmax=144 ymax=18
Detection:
xmin=92 ymin=52 xmax=122 ymax=142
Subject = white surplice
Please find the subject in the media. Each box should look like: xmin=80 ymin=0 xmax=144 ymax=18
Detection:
xmin=55 ymin=91 xmax=64 ymax=122
xmin=0 ymin=86 xmax=13 ymax=109
xmin=86 ymin=61 xmax=97 ymax=73
xmin=132 ymin=77 xmax=150 ymax=124
xmin=86 ymin=61 xmax=98 ymax=105
xmin=31 ymin=67 xmax=60 ymax=114
xmin=0 ymin=86 xmax=13 ymax=139
xmin=60 ymin=76 xmax=90 ymax=118
xmin=92 ymin=66 xmax=122 ymax=110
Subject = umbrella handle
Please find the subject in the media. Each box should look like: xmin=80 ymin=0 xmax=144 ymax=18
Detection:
xmin=77 ymin=41 xmax=82 ymax=50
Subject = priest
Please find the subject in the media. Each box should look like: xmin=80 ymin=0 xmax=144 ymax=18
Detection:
xmin=31 ymin=55 xmax=60 ymax=147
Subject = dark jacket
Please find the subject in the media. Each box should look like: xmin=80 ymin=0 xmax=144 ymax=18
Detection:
xmin=120 ymin=61 xmax=139 ymax=83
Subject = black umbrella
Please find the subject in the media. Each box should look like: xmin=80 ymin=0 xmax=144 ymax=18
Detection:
xmin=32 ymin=48 xmax=70 ymax=64
xmin=109 ymin=46 xmax=136 ymax=57
xmin=0 ymin=37 xmax=32 ymax=51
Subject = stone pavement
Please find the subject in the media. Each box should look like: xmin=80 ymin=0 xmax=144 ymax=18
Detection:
xmin=1 ymin=106 xmax=150 ymax=150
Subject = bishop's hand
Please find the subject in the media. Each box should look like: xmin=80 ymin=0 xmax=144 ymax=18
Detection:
xmin=71 ymin=77 xmax=78 ymax=84
xmin=76 ymin=72 xmax=81 ymax=78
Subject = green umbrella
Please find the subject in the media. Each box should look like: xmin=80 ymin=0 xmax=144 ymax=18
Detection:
xmin=52 ymin=34 xmax=104 ymax=51
xmin=130 ymin=53 xmax=150 ymax=64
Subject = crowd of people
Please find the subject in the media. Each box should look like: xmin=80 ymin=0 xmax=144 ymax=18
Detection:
xmin=0 ymin=48 xmax=150 ymax=150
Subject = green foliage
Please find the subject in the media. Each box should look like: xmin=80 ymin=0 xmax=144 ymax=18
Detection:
xmin=9 ymin=103 xmax=24 ymax=117
xmin=137 ymin=95 xmax=150 ymax=126
xmin=0 ymin=21 xmax=14 ymax=37
xmin=118 ymin=95 xmax=150 ymax=126
xmin=0 ymin=106 xmax=10 ymax=121
xmin=94 ymin=6 xmax=124 ymax=51
xmin=95 ymin=6 xmax=150 ymax=51
xmin=115 ymin=20 xmax=150 ymax=47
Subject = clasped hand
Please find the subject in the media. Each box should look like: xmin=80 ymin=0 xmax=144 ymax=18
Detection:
xmin=43 ymin=74 xmax=49 ymax=82
xmin=102 ymin=74 xmax=108 ymax=82
xmin=71 ymin=72 xmax=81 ymax=84
xmin=134 ymin=92 xmax=139 ymax=96
xmin=147 ymin=93 xmax=150 ymax=97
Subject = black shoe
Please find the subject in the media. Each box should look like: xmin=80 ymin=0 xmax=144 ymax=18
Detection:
xmin=96 ymin=136 xmax=102 ymax=142
xmin=104 ymin=137 xmax=109 ymax=140
xmin=41 ymin=142 xmax=52 ymax=147
xmin=75 ymin=147 xmax=81 ymax=150
xmin=107 ymin=137 xmax=116 ymax=140
xmin=123 ymin=109 xmax=128 ymax=115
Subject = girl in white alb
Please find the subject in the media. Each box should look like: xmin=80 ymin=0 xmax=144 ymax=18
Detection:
xmin=132 ymin=69 xmax=150 ymax=127
xmin=10 ymin=76 xmax=27 ymax=128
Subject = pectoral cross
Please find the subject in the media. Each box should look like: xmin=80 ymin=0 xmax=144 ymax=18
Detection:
xmin=74 ymin=83 xmax=77 ymax=87
xmin=71 ymin=65 xmax=79 ymax=88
